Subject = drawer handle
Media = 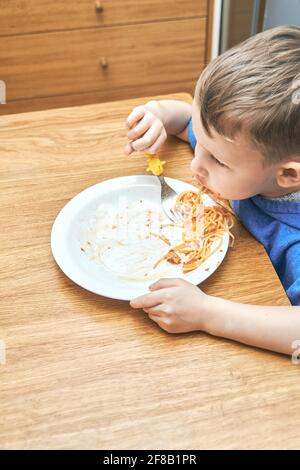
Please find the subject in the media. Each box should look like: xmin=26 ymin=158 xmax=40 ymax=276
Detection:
xmin=100 ymin=57 xmax=108 ymax=69
xmin=95 ymin=1 xmax=104 ymax=13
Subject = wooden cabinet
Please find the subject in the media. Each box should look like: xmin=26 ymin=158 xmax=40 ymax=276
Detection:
xmin=0 ymin=0 xmax=208 ymax=34
xmin=0 ymin=0 xmax=209 ymax=114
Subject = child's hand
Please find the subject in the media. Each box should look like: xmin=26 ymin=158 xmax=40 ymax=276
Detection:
xmin=130 ymin=278 xmax=212 ymax=334
xmin=124 ymin=102 xmax=167 ymax=156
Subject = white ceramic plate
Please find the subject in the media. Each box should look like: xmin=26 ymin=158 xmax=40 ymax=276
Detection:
xmin=51 ymin=175 xmax=229 ymax=300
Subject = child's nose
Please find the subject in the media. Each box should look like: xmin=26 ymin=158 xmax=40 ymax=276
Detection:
xmin=190 ymin=156 xmax=208 ymax=178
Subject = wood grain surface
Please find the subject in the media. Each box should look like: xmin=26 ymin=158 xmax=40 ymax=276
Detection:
xmin=0 ymin=18 xmax=206 ymax=113
xmin=0 ymin=0 xmax=207 ymax=36
xmin=1 ymin=93 xmax=298 ymax=451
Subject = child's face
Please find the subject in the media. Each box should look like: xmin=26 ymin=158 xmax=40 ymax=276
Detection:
xmin=190 ymin=100 xmax=279 ymax=200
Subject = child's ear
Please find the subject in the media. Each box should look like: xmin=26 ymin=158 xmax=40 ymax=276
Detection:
xmin=276 ymin=159 xmax=300 ymax=189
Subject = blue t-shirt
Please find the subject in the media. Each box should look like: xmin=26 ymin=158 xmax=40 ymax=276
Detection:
xmin=187 ymin=118 xmax=300 ymax=305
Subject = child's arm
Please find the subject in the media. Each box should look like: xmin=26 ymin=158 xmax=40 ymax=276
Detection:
xmin=124 ymin=100 xmax=192 ymax=155
xmin=206 ymin=295 xmax=300 ymax=355
xmin=130 ymin=278 xmax=300 ymax=356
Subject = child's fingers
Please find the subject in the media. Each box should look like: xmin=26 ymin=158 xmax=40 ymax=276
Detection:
xmin=143 ymin=306 xmax=163 ymax=317
xmin=144 ymin=129 xmax=167 ymax=154
xmin=149 ymin=278 xmax=184 ymax=291
xmin=126 ymin=105 xmax=146 ymax=129
xmin=130 ymin=290 xmax=164 ymax=309
xmin=127 ymin=114 xmax=151 ymax=140
xmin=147 ymin=312 xmax=172 ymax=332
xmin=124 ymin=142 xmax=134 ymax=156
xmin=130 ymin=121 xmax=162 ymax=152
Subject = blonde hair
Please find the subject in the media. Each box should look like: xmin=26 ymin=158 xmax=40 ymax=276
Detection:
xmin=196 ymin=26 xmax=300 ymax=163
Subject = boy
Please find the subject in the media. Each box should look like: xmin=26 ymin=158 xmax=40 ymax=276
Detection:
xmin=124 ymin=26 xmax=300 ymax=356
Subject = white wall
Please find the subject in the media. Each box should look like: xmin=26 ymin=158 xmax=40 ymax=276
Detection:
xmin=264 ymin=0 xmax=300 ymax=29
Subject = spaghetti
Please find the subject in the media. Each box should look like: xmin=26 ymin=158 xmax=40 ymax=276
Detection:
xmin=153 ymin=187 xmax=235 ymax=273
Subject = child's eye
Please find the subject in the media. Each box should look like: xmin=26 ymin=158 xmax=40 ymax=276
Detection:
xmin=210 ymin=155 xmax=226 ymax=167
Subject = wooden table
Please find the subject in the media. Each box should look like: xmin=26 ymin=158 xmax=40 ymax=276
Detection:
xmin=1 ymin=93 xmax=298 ymax=450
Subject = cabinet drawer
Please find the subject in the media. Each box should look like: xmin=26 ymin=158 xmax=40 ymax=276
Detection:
xmin=0 ymin=18 xmax=206 ymax=102
xmin=0 ymin=0 xmax=208 ymax=36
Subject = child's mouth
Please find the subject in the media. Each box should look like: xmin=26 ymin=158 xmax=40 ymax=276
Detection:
xmin=195 ymin=174 xmax=208 ymax=187
xmin=194 ymin=175 xmax=223 ymax=199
